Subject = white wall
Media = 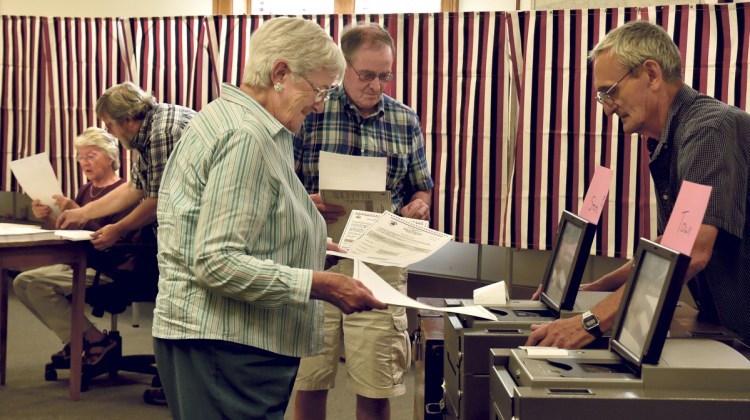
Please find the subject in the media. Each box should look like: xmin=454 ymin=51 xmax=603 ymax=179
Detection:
xmin=0 ymin=0 xmax=212 ymax=17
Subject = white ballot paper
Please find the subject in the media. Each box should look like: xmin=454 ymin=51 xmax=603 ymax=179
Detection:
xmin=338 ymin=209 xmax=429 ymax=249
xmin=9 ymin=153 xmax=64 ymax=217
xmin=318 ymin=151 xmax=391 ymax=243
xmin=354 ymin=260 xmax=497 ymax=320
xmin=55 ymin=230 xmax=96 ymax=241
xmin=328 ymin=211 xmax=453 ymax=267
xmin=473 ymin=280 xmax=509 ymax=305
xmin=319 ymin=151 xmax=387 ymax=191
xmin=519 ymin=346 xmax=569 ymax=357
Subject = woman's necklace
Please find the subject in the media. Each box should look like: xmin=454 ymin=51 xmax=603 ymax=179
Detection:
xmin=89 ymin=177 xmax=119 ymax=199
xmin=89 ymin=184 xmax=106 ymax=198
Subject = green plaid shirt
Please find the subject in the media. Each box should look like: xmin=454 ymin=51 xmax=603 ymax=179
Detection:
xmin=130 ymin=103 xmax=196 ymax=198
xmin=294 ymin=86 xmax=433 ymax=212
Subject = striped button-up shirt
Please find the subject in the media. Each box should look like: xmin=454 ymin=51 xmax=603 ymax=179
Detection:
xmin=153 ymin=84 xmax=327 ymax=357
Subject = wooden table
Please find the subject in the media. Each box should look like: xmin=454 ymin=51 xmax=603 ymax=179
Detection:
xmin=0 ymin=239 xmax=88 ymax=401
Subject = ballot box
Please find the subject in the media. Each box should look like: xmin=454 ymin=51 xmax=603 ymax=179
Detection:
xmin=489 ymin=238 xmax=750 ymax=420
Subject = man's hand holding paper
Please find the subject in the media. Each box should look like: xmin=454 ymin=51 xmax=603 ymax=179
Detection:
xmin=310 ymin=193 xmax=345 ymax=223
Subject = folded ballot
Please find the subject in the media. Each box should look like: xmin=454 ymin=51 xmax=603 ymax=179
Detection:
xmin=473 ymin=280 xmax=509 ymax=306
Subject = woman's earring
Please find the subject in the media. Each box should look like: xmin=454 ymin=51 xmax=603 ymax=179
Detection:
xmin=274 ymin=82 xmax=284 ymax=93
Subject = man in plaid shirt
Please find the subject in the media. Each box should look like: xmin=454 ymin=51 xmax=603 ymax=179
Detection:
xmin=57 ymin=82 xmax=195 ymax=252
xmin=293 ymin=23 xmax=434 ymax=420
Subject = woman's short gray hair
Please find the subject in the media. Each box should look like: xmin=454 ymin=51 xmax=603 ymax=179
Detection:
xmin=589 ymin=21 xmax=683 ymax=82
xmin=242 ymin=17 xmax=345 ymax=88
xmin=96 ymin=81 xmax=156 ymax=122
xmin=74 ymin=127 xmax=121 ymax=171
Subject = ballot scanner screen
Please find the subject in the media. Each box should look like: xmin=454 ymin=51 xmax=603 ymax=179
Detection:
xmin=543 ymin=221 xmax=583 ymax=306
xmin=615 ymin=252 xmax=672 ymax=359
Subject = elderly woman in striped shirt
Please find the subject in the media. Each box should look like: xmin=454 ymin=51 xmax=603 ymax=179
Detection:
xmin=152 ymin=16 xmax=386 ymax=420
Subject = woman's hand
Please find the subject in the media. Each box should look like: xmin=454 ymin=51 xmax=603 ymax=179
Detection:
xmin=30 ymin=199 xmax=52 ymax=219
xmin=53 ymin=194 xmax=78 ymax=211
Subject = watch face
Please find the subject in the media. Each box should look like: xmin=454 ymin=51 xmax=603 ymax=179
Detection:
xmin=583 ymin=312 xmax=598 ymax=329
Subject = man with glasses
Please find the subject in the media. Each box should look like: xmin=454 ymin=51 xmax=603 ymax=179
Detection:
xmin=293 ymin=22 xmax=434 ymax=420
xmin=526 ymin=21 xmax=750 ymax=349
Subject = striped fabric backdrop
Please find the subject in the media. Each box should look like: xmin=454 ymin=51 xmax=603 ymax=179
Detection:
xmin=505 ymin=3 xmax=750 ymax=258
xmin=1 ymin=4 xmax=748 ymax=257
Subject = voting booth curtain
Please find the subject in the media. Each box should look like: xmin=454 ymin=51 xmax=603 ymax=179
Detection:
xmin=2 ymin=4 xmax=748 ymax=258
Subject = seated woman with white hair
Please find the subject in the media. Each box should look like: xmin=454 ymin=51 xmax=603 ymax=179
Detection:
xmin=14 ymin=127 xmax=138 ymax=367
xmin=152 ymin=16 xmax=387 ymax=419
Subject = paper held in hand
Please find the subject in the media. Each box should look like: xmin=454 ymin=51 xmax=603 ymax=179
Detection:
xmin=353 ymin=260 xmax=496 ymax=320
xmin=54 ymin=230 xmax=96 ymax=241
xmin=318 ymin=151 xmax=390 ymax=243
xmin=327 ymin=210 xmax=452 ymax=267
xmin=9 ymin=153 xmax=64 ymax=218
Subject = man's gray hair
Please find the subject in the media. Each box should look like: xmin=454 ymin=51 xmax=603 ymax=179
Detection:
xmin=96 ymin=81 xmax=157 ymax=122
xmin=242 ymin=17 xmax=345 ymax=88
xmin=74 ymin=127 xmax=121 ymax=171
xmin=340 ymin=22 xmax=396 ymax=63
xmin=589 ymin=20 xmax=683 ymax=82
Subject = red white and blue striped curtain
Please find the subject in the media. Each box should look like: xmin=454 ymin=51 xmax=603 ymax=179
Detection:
xmin=505 ymin=3 xmax=750 ymax=258
xmin=1 ymin=4 xmax=748 ymax=257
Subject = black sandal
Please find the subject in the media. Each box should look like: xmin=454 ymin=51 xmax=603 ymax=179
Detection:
xmin=50 ymin=343 xmax=72 ymax=364
xmin=143 ymin=387 xmax=168 ymax=406
xmin=83 ymin=334 xmax=118 ymax=365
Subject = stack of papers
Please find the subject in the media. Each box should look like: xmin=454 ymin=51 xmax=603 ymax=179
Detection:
xmin=0 ymin=224 xmax=56 ymax=243
xmin=0 ymin=224 xmax=95 ymax=243
xmin=328 ymin=210 xmax=453 ymax=268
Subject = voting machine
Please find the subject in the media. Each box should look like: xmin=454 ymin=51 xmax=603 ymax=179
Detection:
xmin=443 ymin=211 xmax=611 ymax=419
xmin=489 ymin=238 xmax=750 ymax=420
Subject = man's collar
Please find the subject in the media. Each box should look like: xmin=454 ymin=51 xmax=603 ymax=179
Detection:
xmin=660 ymin=83 xmax=696 ymax=145
xmin=335 ymin=86 xmax=386 ymax=120
xmin=131 ymin=109 xmax=155 ymax=151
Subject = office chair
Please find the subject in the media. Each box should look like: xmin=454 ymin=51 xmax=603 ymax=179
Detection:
xmin=44 ymin=237 xmax=160 ymax=392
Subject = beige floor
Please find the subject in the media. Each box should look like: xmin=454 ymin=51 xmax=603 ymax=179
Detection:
xmin=1 ymin=285 xmax=415 ymax=419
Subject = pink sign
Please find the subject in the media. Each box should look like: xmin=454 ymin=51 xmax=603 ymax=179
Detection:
xmin=579 ymin=166 xmax=614 ymax=224
xmin=661 ymin=181 xmax=712 ymax=256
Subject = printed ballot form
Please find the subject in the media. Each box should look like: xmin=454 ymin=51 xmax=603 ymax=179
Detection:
xmin=318 ymin=151 xmax=391 ymax=242
xmin=9 ymin=153 xmax=64 ymax=217
xmin=329 ymin=211 xmax=453 ymax=267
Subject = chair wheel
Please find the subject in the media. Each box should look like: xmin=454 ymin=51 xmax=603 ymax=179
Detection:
xmin=151 ymin=375 xmax=161 ymax=387
xmin=44 ymin=367 xmax=58 ymax=381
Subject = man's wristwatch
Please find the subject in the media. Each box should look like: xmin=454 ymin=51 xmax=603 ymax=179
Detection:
xmin=582 ymin=311 xmax=603 ymax=338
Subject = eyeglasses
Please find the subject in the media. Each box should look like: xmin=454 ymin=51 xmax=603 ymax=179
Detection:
xmin=298 ymin=74 xmax=337 ymax=103
xmin=595 ymin=66 xmax=636 ymax=106
xmin=76 ymin=152 xmax=102 ymax=163
xmin=347 ymin=62 xmax=394 ymax=84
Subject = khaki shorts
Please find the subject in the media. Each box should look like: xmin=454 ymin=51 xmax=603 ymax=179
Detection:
xmin=294 ymin=259 xmax=411 ymax=399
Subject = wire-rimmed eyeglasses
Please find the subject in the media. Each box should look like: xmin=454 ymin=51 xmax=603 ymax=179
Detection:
xmin=347 ymin=62 xmax=394 ymax=83
xmin=595 ymin=67 xmax=635 ymax=106
xmin=298 ymin=74 xmax=337 ymax=102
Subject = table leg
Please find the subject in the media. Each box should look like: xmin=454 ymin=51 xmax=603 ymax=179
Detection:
xmin=69 ymin=261 xmax=86 ymax=401
xmin=0 ymin=269 xmax=9 ymax=385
